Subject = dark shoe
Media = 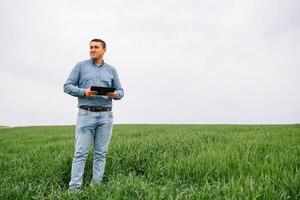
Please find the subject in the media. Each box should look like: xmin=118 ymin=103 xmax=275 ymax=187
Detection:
xmin=102 ymin=176 xmax=109 ymax=184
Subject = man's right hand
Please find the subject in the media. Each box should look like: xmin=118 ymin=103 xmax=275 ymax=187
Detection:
xmin=84 ymin=88 xmax=97 ymax=98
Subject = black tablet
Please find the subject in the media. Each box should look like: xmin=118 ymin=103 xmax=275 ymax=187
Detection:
xmin=90 ymin=86 xmax=116 ymax=95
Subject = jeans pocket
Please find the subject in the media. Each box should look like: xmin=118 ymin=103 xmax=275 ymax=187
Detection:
xmin=78 ymin=109 xmax=88 ymax=116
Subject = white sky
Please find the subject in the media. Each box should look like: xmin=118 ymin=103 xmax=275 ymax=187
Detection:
xmin=0 ymin=0 xmax=299 ymax=126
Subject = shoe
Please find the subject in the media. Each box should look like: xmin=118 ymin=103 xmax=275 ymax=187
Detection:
xmin=102 ymin=176 xmax=109 ymax=184
xmin=89 ymin=176 xmax=109 ymax=187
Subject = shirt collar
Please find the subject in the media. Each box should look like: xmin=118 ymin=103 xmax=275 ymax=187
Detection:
xmin=90 ymin=59 xmax=105 ymax=67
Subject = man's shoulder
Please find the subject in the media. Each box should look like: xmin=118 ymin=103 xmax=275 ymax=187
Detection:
xmin=77 ymin=59 xmax=92 ymax=66
xmin=104 ymin=63 xmax=117 ymax=72
xmin=72 ymin=59 xmax=92 ymax=71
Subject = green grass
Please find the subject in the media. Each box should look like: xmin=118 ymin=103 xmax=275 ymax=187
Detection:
xmin=0 ymin=124 xmax=299 ymax=199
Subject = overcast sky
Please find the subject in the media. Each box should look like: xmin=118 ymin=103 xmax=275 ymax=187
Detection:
xmin=0 ymin=0 xmax=299 ymax=126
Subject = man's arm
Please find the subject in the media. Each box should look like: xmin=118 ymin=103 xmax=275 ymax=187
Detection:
xmin=107 ymin=68 xmax=124 ymax=100
xmin=63 ymin=63 xmax=85 ymax=97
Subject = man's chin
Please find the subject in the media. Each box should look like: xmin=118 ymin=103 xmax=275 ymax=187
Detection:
xmin=91 ymin=57 xmax=98 ymax=60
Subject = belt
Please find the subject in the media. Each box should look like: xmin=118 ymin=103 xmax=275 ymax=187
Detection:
xmin=79 ymin=105 xmax=112 ymax=112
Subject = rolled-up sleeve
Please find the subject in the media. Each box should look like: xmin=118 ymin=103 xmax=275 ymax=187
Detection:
xmin=63 ymin=63 xmax=85 ymax=97
xmin=112 ymin=68 xmax=124 ymax=100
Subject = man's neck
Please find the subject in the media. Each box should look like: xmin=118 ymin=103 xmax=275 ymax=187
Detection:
xmin=93 ymin=58 xmax=104 ymax=66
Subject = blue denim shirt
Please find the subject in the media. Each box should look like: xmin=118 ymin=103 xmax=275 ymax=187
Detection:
xmin=64 ymin=59 xmax=124 ymax=107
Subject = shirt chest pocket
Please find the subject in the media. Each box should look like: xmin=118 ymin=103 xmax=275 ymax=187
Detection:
xmin=81 ymin=70 xmax=114 ymax=88
xmin=85 ymin=78 xmax=112 ymax=88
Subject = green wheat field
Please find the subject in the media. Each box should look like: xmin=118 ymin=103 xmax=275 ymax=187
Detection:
xmin=0 ymin=124 xmax=299 ymax=199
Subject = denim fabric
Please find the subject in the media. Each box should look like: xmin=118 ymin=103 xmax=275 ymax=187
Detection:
xmin=68 ymin=108 xmax=113 ymax=189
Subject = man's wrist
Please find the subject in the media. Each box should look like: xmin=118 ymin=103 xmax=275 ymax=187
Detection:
xmin=79 ymin=88 xmax=86 ymax=97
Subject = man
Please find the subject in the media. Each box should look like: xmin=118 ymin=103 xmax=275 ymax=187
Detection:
xmin=64 ymin=38 xmax=124 ymax=190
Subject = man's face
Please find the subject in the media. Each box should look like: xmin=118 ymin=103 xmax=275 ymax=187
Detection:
xmin=90 ymin=41 xmax=106 ymax=60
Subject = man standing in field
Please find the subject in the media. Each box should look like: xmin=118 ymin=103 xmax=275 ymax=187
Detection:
xmin=64 ymin=38 xmax=124 ymax=191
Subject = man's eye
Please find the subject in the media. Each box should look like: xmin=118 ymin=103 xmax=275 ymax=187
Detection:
xmin=90 ymin=46 xmax=99 ymax=49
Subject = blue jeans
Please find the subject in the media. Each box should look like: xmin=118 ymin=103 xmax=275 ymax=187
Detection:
xmin=68 ymin=108 xmax=113 ymax=189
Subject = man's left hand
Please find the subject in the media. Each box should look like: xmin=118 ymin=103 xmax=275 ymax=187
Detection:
xmin=107 ymin=91 xmax=117 ymax=99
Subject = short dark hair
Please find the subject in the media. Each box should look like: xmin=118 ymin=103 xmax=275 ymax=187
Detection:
xmin=90 ymin=38 xmax=106 ymax=48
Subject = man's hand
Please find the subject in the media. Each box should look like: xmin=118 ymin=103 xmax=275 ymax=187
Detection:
xmin=107 ymin=91 xmax=117 ymax=99
xmin=84 ymin=88 xmax=97 ymax=98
